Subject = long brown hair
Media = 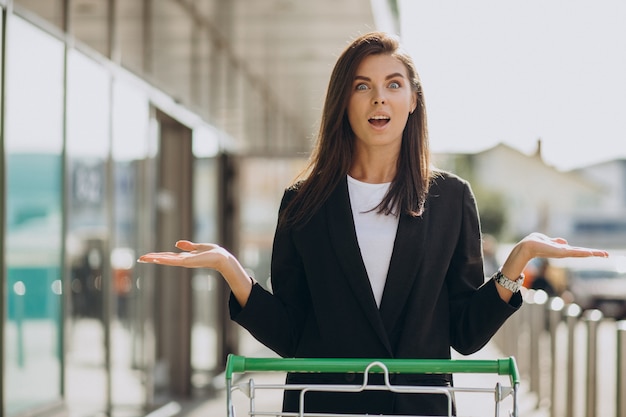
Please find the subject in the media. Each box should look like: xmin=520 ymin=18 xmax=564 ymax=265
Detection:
xmin=279 ymin=32 xmax=432 ymax=229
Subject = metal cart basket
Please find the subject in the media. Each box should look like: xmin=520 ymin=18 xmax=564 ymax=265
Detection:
xmin=225 ymin=354 xmax=520 ymax=417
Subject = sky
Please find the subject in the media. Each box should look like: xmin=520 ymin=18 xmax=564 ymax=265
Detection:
xmin=398 ymin=0 xmax=626 ymax=171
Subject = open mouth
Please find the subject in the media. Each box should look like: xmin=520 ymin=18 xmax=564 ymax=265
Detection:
xmin=368 ymin=115 xmax=390 ymax=127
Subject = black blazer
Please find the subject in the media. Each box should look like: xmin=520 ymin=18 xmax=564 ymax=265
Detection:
xmin=230 ymin=171 xmax=521 ymax=415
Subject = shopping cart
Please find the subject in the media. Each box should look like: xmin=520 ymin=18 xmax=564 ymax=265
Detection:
xmin=225 ymin=354 xmax=520 ymax=417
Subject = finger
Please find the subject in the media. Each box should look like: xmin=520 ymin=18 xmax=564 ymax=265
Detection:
xmin=551 ymin=237 xmax=568 ymax=245
xmin=137 ymin=254 xmax=160 ymax=263
xmin=139 ymin=258 xmax=164 ymax=264
xmin=179 ymin=241 xmax=220 ymax=253
xmin=565 ymin=248 xmax=609 ymax=258
xmin=138 ymin=252 xmax=178 ymax=262
xmin=580 ymin=249 xmax=609 ymax=258
xmin=138 ymin=256 xmax=158 ymax=264
xmin=175 ymin=240 xmax=195 ymax=250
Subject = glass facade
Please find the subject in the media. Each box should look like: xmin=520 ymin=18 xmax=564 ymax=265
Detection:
xmin=110 ymin=77 xmax=152 ymax=414
xmin=4 ymin=15 xmax=65 ymax=414
xmin=64 ymin=48 xmax=111 ymax=416
xmin=1 ymin=9 xmax=229 ymax=417
xmin=191 ymin=129 xmax=220 ymax=383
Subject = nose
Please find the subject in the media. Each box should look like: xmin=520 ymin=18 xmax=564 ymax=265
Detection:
xmin=372 ymin=88 xmax=386 ymax=105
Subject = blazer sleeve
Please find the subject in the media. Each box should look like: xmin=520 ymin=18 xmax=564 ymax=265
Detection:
xmin=228 ymin=188 xmax=310 ymax=357
xmin=446 ymin=180 xmax=522 ymax=355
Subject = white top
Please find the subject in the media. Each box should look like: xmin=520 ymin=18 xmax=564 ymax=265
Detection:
xmin=347 ymin=175 xmax=399 ymax=307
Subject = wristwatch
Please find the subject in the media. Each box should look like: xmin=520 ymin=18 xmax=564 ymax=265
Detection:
xmin=493 ymin=268 xmax=525 ymax=292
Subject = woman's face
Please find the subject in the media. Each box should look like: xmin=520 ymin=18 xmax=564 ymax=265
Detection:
xmin=347 ymin=53 xmax=417 ymax=153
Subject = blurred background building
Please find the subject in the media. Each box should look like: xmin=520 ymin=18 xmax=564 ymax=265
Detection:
xmin=0 ymin=1 xmax=398 ymax=416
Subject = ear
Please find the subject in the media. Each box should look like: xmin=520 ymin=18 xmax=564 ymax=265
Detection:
xmin=410 ymin=92 xmax=417 ymax=114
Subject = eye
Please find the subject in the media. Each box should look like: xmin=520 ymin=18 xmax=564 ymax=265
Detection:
xmin=355 ymin=83 xmax=368 ymax=91
xmin=388 ymin=81 xmax=400 ymax=89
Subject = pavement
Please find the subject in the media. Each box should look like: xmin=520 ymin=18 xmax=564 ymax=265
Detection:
xmin=146 ymin=332 xmax=549 ymax=417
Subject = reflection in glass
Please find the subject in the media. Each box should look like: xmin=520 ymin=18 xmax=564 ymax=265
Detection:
xmin=110 ymin=77 xmax=151 ymax=413
xmin=4 ymin=16 xmax=64 ymax=415
xmin=191 ymin=149 xmax=219 ymax=385
xmin=65 ymin=48 xmax=111 ymax=416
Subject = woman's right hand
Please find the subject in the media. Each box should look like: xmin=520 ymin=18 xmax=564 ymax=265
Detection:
xmin=138 ymin=240 xmax=254 ymax=307
xmin=138 ymin=240 xmax=230 ymax=270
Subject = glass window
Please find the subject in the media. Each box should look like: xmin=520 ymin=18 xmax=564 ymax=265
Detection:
xmin=65 ymin=48 xmax=111 ymax=417
xmin=110 ymin=76 xmax=151 ymax=414
xmin=191 ymin=127 xmax=220 ymax=382
xmin=4 ymin=15 xmax=65 ymax=415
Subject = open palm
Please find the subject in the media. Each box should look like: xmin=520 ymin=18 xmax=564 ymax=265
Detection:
xmin=138 ymin=240 xmax=229 ymax=269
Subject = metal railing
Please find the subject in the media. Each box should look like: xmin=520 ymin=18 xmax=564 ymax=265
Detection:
xmin=492 ymin=290 xmax=626 ymax=417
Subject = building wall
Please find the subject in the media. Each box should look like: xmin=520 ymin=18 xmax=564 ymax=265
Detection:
xmin=575 ymin=160 xmax=626 ymax=213
xmin=573 ymin=160 xmax=626 ymax=248
xmin=435 ymin=143 xmax=607 ymax=243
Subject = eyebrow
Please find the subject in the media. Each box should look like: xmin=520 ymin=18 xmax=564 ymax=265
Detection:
xmin=354 ymin=72 xmax=406 ymax=82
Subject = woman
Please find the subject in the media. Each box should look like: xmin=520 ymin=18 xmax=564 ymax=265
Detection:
xmin=139 ymin=32 xmax=608 ymax=415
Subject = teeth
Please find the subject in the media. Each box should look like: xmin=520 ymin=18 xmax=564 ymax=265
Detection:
xmin=369 ymin=115 xmax=390 ymax=120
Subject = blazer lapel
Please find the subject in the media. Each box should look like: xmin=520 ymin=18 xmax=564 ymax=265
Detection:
xmin=326 ymin=177 xmax=393 ymax=355
xmin=378 ymin=205 xmax=429 ymax=336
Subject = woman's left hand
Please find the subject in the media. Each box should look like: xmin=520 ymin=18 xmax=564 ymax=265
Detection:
xmin=512 ymin=232 xmax=609 ymax=261
xmin=496 ymin=232 xmax=609 ymax=302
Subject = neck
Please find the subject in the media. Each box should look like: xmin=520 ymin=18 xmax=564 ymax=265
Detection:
xmin=349 ymin=159 xmax=397 ymax=184
xmin=349 ymin=141 xmax=400 ymax=183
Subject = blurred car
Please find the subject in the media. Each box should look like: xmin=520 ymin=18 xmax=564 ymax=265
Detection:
xmin=554 ymin=254 xmax=626 ymax=319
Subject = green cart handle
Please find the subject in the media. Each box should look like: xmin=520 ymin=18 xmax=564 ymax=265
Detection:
xmin=225 ymin=354 xmax=520 ymax=387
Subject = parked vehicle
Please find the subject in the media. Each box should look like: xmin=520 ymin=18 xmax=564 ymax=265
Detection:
xmin=554 ymin=253 xmax=626 ymax=319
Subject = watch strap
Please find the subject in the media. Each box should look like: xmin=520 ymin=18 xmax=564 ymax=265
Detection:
xmin=493 ymin=268 xmax=525 ymax=292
